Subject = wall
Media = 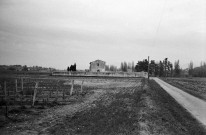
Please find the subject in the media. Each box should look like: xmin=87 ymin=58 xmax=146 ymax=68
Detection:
xmin=90 ymin=60 xmax=106 ymax=72
xmin=52 ymin=71 xmax=148 ymax=78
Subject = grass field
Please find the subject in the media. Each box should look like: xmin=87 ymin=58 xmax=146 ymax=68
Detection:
xmin=0 ymin=76 xmax=206 ymax=135
xmin=162 ymin=77 xmax=206 ymax=101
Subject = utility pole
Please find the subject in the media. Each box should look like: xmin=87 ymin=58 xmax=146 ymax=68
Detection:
xmin=148 ymin=56 xmax=150 ymax=80
xmin=164 ymin=58 xmax=168 ymax=77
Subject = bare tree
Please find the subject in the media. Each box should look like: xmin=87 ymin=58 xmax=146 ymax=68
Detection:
xmin=127 ymin=62 xmax=132 ymax=70
xmin=132 ymin=61 xmax=135 ymax=72
xmin=109 ymin=65 xmax=117 ymax=71
xmin=188 ymin=61 xmax=193 ymax=76
xmin=174 ymin=60 xmax=181 ymax=77
xmin=120 ymin=62 xmax=124 ymax=71
xmin=105 ymin=65 xmax=110 ymax=71
xmin=123 ymin=62 xmax=127 ymax=72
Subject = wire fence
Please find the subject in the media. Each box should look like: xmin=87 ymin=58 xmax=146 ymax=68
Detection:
xmin=0 ymin=77 xmax=85 ymax=116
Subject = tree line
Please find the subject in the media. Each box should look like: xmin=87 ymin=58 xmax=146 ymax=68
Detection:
xmin=66 ymin=60 xmax=206 ymax=77
xmin=134 ymin=58 xmax=181 ymax=77
xmin=188 ymin=61 xmax=206 ymax=77
xmin=67 ymin=63 xmax=76 ymax=71
xmin=106 ymin=59 xmax=181 ymax=77
xmin=105 ymin=62 xmax=135 ymax=72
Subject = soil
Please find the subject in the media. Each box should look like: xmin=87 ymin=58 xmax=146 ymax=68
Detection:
xmin=0 ymin=77 xmax=206 ymax=135
xmin=162 ymin=77 xmax=206 ymax=101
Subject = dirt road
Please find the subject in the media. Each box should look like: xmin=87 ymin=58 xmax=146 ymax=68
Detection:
xmin=153 ymin=77 xmax=206 ymax=126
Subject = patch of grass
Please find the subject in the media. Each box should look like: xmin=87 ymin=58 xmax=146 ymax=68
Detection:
xmin=48 ymin=83 xmax=145 ymax=135
xmin=48 ymin=78 xmax=206 ymax=135
xmin=162 ymin=78 xmax=206 ymax=101
xmin=148 ymin=80 xmax=206 ymax=135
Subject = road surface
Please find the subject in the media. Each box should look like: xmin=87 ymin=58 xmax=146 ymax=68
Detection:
xmin=153 ymin=77 xmax=206 ymax=126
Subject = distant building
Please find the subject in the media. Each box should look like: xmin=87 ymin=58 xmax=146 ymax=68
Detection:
xmin=89 ymin=60 xmax=106 ymax=72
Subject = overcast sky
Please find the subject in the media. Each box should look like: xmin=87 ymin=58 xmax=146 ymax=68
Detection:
xmin=0 ymin=0 xmax=205 ymax=70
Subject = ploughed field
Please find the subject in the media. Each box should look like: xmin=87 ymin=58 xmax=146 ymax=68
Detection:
xmin=0 ymin=76 xmax=206 ymax=135
xmin=162 ymin=77 xmax=206 ymax=101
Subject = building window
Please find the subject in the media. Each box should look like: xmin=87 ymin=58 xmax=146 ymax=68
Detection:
xmin=97 ymin=63 xmax=99 ymax=66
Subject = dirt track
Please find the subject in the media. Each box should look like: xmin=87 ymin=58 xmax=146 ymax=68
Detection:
xmin=153 ymin=77 xmax=206 ymax=126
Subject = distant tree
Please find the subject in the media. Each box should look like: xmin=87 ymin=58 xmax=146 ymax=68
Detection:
xmin=120 ymin=62 xmax=135 ymax=72
xmin=149 ymin=60 xmax=155 ymax=75
xmin=120 ymin=62 xmax=124 ymax=71
xmin=123 ymin=62 xmax=127 ymax=72
xmin=105 ymin=65 xmax=110 ymax=71
xmin=8 ymin=66 xmax=16 ymax=71
xmin=135 ymin=59 xmax=148 ymax=72
xmin=132 ymin=61 xmax=135 ymax=72
xmin=188 ymin=61 xmax=193 ymax=76
xmin=192 ymin=61 xmax=206 ymax=77
xmin=70 ymin=65 xmax=73 ymax=71
xmin=74 ymin=63 xmax=76 ymax=71
xmin=22 ymin=65 xmax=28 ymax=71
xmin=159 ymin=61 xmax=164 ymax=77
xmin=127 ymin=62 xmax=132 ymax=70
xmin=154 ymin=63 xmax=159 ymax=76
xmin=174 ymin=60 xmax=181 ymax=77
xmin=168 ymin=62 xmax=173 ymax=77
xmin=135 ymin=62 xmax=140 ymax=72
xmin=69 ymin=63 xmax=77 ymax=71
xmin=109 ymin=65 xmax=117 ymax=71
xmin=67 ymin=66 xmax=70 ymax=71
xmin=163 ymin=58 xmax=168 ymax=77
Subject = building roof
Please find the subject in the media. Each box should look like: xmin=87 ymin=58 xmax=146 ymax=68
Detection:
xmin=90 ymin=59 xmax=106 ymax=64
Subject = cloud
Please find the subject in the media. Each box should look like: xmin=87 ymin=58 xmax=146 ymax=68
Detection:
xmin=0 ymin=0 xmax=205 ymax=69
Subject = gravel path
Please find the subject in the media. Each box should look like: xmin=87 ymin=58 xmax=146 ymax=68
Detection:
xmin=153 ymin=77 xmax=206 ymax=126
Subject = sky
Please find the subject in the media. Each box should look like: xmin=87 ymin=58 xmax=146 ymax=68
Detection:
xmin=0 ymin=0 xmax=205 ymax=70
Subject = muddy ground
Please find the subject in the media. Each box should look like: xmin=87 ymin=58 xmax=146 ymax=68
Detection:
xmin=0 ymin=77 xmax=206 ymax=135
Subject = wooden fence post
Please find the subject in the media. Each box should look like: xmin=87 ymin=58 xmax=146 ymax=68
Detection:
xmin=15 ymin=79 xmax=17 ymax=94
xmin=15 ymin=79 xmax=18 ymax=102
xmin=49 ymin=89 xmax=52 ymax=98
xmin=32 ymin=82 xmax=38 ymax=107
xmin=63 ymin=88 xmax=65 ymax=100
xmin=4 ymin=81 xmax=8 ymax=117
xmin=21 ymin=78 xmax=24 ymax=106
xmin=70 ymin=80 xmax=74 ymax=95
xmin=56 ymin=89 xmax=59 ymax=101
xmin=21 ymin=78 xmax=24 ymax=95
xmin=81 ymin=80 xmax=84 ymax=93
xmin=46 ymin=94 xmax=48 ymax=106
xmin=55 ymin=81 xmax=59 ymax=101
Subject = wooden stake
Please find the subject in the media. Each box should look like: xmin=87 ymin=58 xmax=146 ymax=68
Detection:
xmin=4 ymin=81 xmax=8 ymax=117
xmin=32 ymin=82 xmax=38 ymax=107
xmin=148 ymin=56 xmax=150 ymax=80
xmin=21 ymin=78 xmax=24 ymax=95
xmin=70 ymin=80 xmax=74 ymax=95
xmin=63 ymin=88 xmax=65 ymax=100
xmin=4 ymin=81 xmax=7 ymax=99
xmin=81 ymin=80 xmax=84 ymax=93
xmin=49 ymin=89 xmax=52 ymax=98
xmin=14 ymin=79 xmax=17 ymax=102
xmin=55 ymin=81 xmax=59 ymax=101
xmin=46 ymin=95 xmax=48 ymax=105
xmin=15 ymin=79 xmax=17 ymax=94
xmin=21 ymin=78 xmax=24 ymax=106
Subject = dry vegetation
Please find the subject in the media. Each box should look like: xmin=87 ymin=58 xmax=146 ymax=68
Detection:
xmin=0 ymin=76 xmax=206 ymax=135
xmin=162 ymin=77 xmax=206 ymax=101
